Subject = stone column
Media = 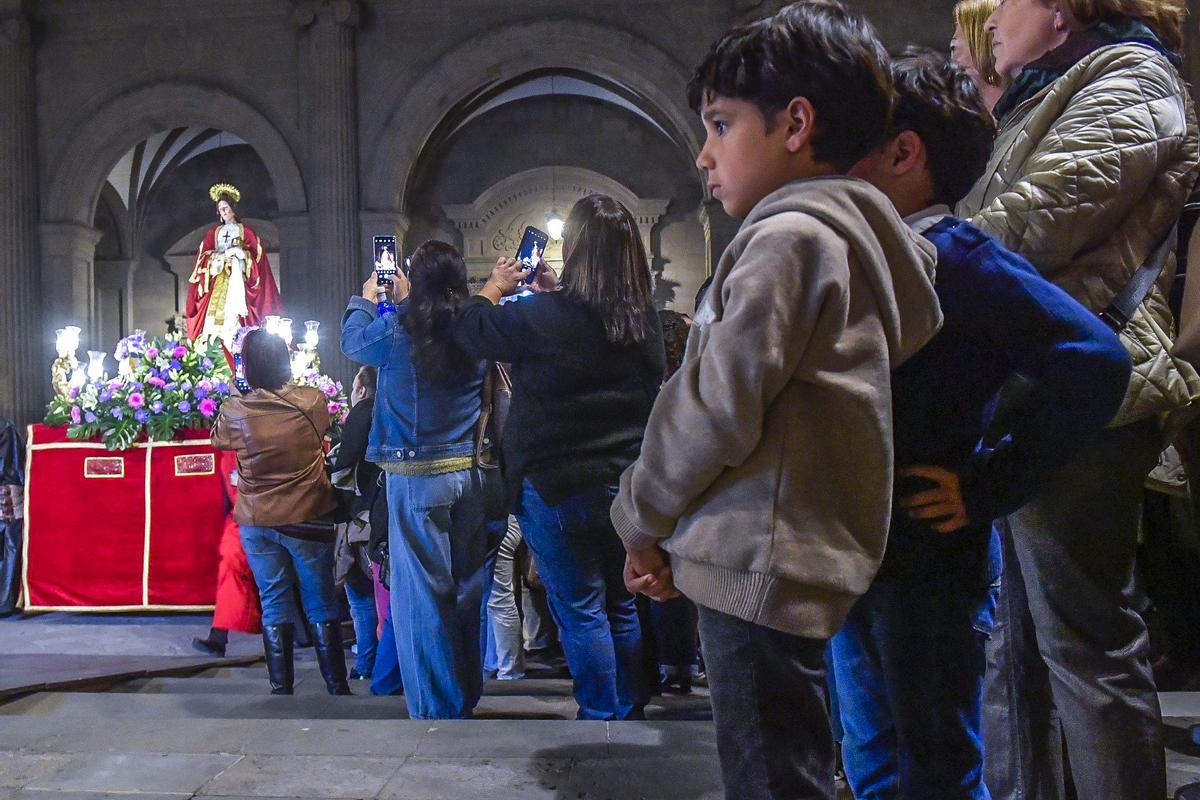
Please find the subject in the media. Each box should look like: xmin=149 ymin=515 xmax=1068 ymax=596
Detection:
xmin=0 ymin=2 xmax=42 ymax=425
xmin=292 ymin=0 xmax=361 ymax=382
xmin=699 ymin=199 xmax=740 ymax=284
xmin=40 ymin=223 xmax=103 ymax=345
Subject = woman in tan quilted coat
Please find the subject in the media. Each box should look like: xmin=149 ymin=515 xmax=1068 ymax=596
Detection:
xmin=956 ymin=1 xmax=1198 ymax=798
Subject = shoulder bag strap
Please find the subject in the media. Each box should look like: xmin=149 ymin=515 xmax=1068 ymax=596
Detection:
xmin=265 ymin=388 xmax=323 ymax=446
xmin=1099 ymin=225 xmax=1179 ymax=333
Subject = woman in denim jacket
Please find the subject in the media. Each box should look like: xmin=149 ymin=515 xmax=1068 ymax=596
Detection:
xmin=340 ymin=241 xmax=488 ymax=720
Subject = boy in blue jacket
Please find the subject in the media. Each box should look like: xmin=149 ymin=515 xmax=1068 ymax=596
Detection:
xmin=828 ymin=50 xmax=1132 ymax=800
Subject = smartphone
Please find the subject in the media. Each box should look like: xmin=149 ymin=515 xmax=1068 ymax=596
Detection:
xmin=515 ymin=226 xmax=549 ymax=285
xmin=373 ymin=235 xmax=398 ymax=285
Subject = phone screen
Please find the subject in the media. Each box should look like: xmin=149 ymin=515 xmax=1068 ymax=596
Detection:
xmin=374 ymin=235 xmax=398 ymax=284
xmin=515 ymin=226 xmax=549 ymax=285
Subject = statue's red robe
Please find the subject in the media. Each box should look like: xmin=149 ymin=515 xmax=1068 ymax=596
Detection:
xmin=185 ymin=223 xmax=282 ymax=343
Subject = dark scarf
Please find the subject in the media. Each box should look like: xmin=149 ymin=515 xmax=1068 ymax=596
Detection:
xmin=993 ymin=17 xmax=1181 ymax=123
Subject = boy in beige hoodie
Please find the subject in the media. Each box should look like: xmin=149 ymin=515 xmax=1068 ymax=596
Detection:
xmin=610 ymin=3 xmax=942 ymax=798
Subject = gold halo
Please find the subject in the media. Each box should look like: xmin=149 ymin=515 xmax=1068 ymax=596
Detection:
xmin=209 ymin=183 xmax=241 ymax=203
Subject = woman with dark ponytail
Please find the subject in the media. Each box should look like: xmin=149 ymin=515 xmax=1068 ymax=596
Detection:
xmin=454 ymin=194 xmax=665 ymax=720
xmin=340 ymin=240 xmax=489 ymax=720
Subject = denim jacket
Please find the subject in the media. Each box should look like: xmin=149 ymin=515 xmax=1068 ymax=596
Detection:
xmin=340 ymin=296 xmax=484 ymax=466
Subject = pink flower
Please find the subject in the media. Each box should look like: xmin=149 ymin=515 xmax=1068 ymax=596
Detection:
xmin=128 ymin=392 xmax=145 ymax=408
xmin=199 ymin=397 xmax=218 ymax=418
xmin=70 ymin=406 xmax=82 ymax=425
xmin=323 ymin=383 xmax=338 ymax=397
xmin=198 ymin=379 xmax=214 ymax=392
xmin=327 ymin=402 xmax=342 ymax=417
xmin=145 ymin=347 xmax=159 ymax=359
xmin=172 ymin=345 xmax=188 ymax=359
xmin=147 ymin=376 xmax=166 ymax=388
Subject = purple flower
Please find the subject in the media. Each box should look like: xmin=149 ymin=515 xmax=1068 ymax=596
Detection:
xmin=215 ymin=381 xmax=230 ymax=394
xmin=70 ymin=406 xmax=82 ymax=425
xmin=193 ymin=388 xmax=208 ymax=400
xmin=98 ymin=390 xmax=112 ymax=403
xmin=199 ymin=397 xmax=218 ymax=418
xmin=68 ymin=386 xmax=80 ymax=400
xmin=84 ymin=411 xmax=97 ymax=424
xmin=181 ymin=381 xmax=193 ymax=392
xmin=145 ymin=347 xmax=159 ymax=359
xmin=110 ymin=408 xmax=124 ymax=420
xmin=147 ymin=376 xmax=166 ymax=388
xmin=151 ymin=401 xmax=163 ymax=414
xmin=130 ymin=381 xmax=143 ymax=391
xmin=327 ymin=402 xmax=342 ymax=417
xmin=135 ymin=409 xmax=150 ymax=424
xmin=201 ymin=358 xmax=214 ymax=371
xmin=128 ymin=392 xmax=145 ymax=409
xmin=178 ymin=400 xmax=192 ymax=414
xmin=169 ymin=359 xmax=182 ymax=371
xmin=198 ymin=379 xmax=214 ymax=392
xmin=323 ymin=383 xmax=339 ymax=398
xmin=172 ymin=346 xmax=188 ymax=359
xmin=165 ymin=382 xmax=177 ymax=391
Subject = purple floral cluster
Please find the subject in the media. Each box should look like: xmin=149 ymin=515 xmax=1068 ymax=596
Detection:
xmin=45 ymin=334 xmax=234 ymax=450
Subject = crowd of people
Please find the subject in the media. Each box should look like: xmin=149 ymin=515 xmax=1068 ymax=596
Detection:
xmin=203 ymin=0 xmax=1200 ymax=798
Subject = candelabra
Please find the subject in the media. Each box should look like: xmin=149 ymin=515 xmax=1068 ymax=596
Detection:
xmin=51 ymin=326 xmax=82 ymax=397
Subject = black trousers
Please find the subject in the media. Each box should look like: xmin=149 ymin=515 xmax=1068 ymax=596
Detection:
xmin=698 ymin=604 xmax=834 ymax=800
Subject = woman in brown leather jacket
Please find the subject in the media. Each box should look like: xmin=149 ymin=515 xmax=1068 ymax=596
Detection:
xmin=211 ymin=329 xmax=350 ymax=696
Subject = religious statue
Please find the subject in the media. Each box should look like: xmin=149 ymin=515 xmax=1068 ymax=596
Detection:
xmin=186 ymin=183 xmax=282 ymax=351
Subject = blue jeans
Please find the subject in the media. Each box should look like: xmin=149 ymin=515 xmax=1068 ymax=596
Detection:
xmin=515 ymin=480 xmax=646 ymax=720
xmin=370 ymin=614 xmax=404 ymax=696
xmin=386 ymin=468 xmax=490 ymax=719
xmin=699 ymin=604 xmax=835 ymax=800
xmin=344 ymin=577 xmax=378 ymax=676
xmin=239 ymin=525 xmax=338 ymax=627
xmin=830 ymin=568 xmax=997 ymax=800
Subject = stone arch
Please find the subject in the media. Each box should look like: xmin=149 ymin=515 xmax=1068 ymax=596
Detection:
xmin=362 ymin=20 xmax=702 ymax=217
xmin=43 ymin=81 xmax=307 ymax=226
xmin=443 ymin=166 xmax=669 ymax=276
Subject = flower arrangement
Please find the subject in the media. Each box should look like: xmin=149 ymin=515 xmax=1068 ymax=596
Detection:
xmin=45 ymin=335 xmax=233 ymax=451
xmin=294 ymin=367 xmax=351 ymax=427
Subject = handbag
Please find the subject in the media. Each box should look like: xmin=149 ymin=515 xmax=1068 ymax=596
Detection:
xmin=475 ymin=363 xmax=513 ymax=522
xmin=475 ymin=362 xmax=513 ymax=470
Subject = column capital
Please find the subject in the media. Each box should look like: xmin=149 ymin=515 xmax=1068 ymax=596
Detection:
xmin=40 ymin=221 xmax=103 ymax=260
xmin=290 ymin=0 xmax=361 ymax=30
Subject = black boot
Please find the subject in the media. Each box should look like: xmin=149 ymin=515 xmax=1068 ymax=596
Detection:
xmin=261 ymin=623 xmax=294 ymax=695
xmin=312 ymin=621 xmax=352 ymax=695
xmin=191 ymin=626 xmax=228 ymax=658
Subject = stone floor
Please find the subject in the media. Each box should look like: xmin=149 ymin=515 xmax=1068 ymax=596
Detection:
xmin=0 ymin=612 xmax=1198 ymax=799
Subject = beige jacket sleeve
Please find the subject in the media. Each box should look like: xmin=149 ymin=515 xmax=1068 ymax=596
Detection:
xmin=611 ymin=217 xmax=844 ymax=551
xmin=972 ymin=51 xmax=1186 ymax=277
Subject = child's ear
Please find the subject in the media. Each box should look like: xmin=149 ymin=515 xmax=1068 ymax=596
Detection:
xmin=891 ymin=130 xmax=926 ymax=176
xmin=783 ymin=97 xmax=818 ymax=153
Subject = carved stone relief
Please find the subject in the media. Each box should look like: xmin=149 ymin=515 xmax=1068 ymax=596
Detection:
xmin=444 ymin=166 xmax=669 ymax=285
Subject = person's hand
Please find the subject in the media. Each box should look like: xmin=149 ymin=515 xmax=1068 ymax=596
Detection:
xmin=624 ymin=545 xmax=680 ymax=601
xmin=528 ymin=259 xmax=560 ymax=294
xmin=897 ymin=465 xmax=969 ymax=533
xmin=483 ymin=257 xmax=530 ymax=299
xmin=362 ymin=272 xmax=391 ymax=303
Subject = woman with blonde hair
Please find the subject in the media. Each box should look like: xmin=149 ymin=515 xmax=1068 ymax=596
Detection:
xmin=951 ymin=0 xmax=1006 ymax=110
xmin=958 ymin=0 xmax=1197 ymax=797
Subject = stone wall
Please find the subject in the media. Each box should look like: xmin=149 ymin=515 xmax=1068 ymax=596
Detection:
xmin=1 ymin=0 xmax=1192 ymax=424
